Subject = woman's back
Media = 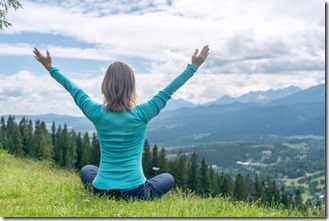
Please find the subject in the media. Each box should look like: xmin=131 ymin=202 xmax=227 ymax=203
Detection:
xmin=93 ymin=108 xmax=148 ymax=190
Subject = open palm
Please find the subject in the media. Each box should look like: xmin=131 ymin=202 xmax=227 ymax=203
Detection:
xmin=33 ymin=48 xmax=53 ymax=70
xmin=191 ymin=45 xmax=210 ymax=68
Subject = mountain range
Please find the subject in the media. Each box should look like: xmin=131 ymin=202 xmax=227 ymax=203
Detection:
xmin=163 ymin=85 xmax=303 ymax=111
xmin=148 ymin=84 xmax=325 ymax=145
xmin=208 ymin=86 xmax=302 ymax=105
xmin=4 ymin=84 xmax=325 ymax=145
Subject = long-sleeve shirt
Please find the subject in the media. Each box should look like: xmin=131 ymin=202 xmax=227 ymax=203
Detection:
xmin=49 ymin=64 xmax=198 ymax=190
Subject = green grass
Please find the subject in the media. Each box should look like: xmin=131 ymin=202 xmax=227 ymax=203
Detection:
xmin=0 ymin=150 xmax=325 ymax=218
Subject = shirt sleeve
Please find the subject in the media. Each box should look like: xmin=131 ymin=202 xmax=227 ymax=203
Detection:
xmin=137 ymin=64 xmax=197 ymax=123
xmin=49 ymin=67 xmax=101 ymax=123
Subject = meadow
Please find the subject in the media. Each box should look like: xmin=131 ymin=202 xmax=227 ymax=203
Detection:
xmin=0 ymin=150 xmax=325 ymax=218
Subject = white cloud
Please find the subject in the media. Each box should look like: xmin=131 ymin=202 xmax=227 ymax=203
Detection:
xmin=4 ymin=0 xmax=322 ymax=60
xmin=0 ymin=43 xmax=114 ymax=60
xmin=0 ymin=70 xmax=102 ymax=116
xmin=0 ymin=66 xmax=324 ymax=116
xmin=0 ymin=0 xmax=325 ymax=115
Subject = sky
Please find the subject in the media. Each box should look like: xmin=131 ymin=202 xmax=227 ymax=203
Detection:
xmin=0 ymin=0 xmax=325 ymax=116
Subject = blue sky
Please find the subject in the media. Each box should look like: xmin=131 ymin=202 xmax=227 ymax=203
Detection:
xmin=0 ymin=0 xmax=325 ymax=116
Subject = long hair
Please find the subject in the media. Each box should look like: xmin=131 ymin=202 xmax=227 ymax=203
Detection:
xmin=101 ymin=62 xmax=136 ymax=112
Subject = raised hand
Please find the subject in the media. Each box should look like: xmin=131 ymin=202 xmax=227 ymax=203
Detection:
xmin=33 ymin=48 xmax=53 ymax=70
xmin=191 ymin=45 xmax=210 ymax=68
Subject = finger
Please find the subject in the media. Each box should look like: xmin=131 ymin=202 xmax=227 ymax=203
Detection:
xmin=32 ymin=48 xmax=38 ymax=56
xmin=202 ymin=45 xmax=210 ymax=53
xmin=33 ymin=47 xmax=42 ymax=57
xmin=201 ymin=45 xmax=210 ymax=57
xmin=33 ymin=47 xmax=41 ymax=54
xmin=193 ymin=49 xmax=199 ymax=57
xmin=46 ymin=49 xmax=50 ymax=58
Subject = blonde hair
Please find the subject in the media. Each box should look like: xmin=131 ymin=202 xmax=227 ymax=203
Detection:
xmin=101 ymin=62 xmax=136 ymax=112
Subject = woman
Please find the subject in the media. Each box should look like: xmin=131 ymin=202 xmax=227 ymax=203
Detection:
xmin=33 ymin=45 xmax=210 ymax=200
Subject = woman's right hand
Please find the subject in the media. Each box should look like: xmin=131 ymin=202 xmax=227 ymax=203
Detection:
xmin=191 ymin=45 xmax=210 ymax=68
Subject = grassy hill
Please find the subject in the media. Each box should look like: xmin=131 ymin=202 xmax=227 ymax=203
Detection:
xmin=0 ymin=150 xmax=324 ymax=218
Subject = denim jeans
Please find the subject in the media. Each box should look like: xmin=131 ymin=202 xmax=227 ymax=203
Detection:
xmin=80 ymin=165 xmax=174 ymax=200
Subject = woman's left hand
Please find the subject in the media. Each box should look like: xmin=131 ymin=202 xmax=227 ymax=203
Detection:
xmin=33 ymin=48 xmax=53 ymax=70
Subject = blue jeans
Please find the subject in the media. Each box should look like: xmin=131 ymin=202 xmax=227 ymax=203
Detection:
xmin=80 ymin=165 xmax=174 ymax=200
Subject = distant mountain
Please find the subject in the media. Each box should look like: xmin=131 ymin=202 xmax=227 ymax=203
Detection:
xmin=147 ymin=102 xmax=324 ymax=145
xmin=210 ymin=86 xmax=301 ymax=105
xmin=147 ymin=84 xmax=325 ymax=145
xmin=163 ymin=99 xmax=196 ymax=112
xmin=269 ymin=84 xmax=324 ymax=105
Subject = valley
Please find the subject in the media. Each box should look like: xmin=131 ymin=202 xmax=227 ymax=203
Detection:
xmin=158 ymin=135 xmax=325 ymax=204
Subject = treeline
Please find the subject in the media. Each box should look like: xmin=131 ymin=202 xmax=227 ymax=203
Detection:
xmin=0 ymin=116 xmax=100 ymax=169
xmin=0 ymin=116 xmax=311 ymax=210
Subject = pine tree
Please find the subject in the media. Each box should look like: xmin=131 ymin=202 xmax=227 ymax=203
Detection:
xmin=40 ymin=121 xmax=53 ymax=160
xmin=187 ymin=151 xmax=199 ymax=192
xmin=151 ymin=144 xmax=159 ymax=176
xmin=75 ymin=132 xmax=84 ymax=169
xmin=142 ymin=139 xmax=152 ymax=178
xmin=4 ymin=117 xmax=13 ymax=152
xmin=175 ymin=152 xmax=188 ymax=190
xmin=62 ymin=124 xmax=70 ymax=167
xmin=280 ymin=185 xmax=289 ymax=208
xmin=6 ymin=116 xmax=23 ymax=156
xmin=0 ymin=116 xmax=8 ymax=150
xmin=221 ymin=173 xmax=234 ymax=197
xmin=288 ymin=194 xmax=294 ymax=209
xmin=12 ymin=125 xmax=23 ymax=156
xmin=269 ymin=180 xmax=280 ymax=204
xmin=18 ymin=117 xmax=33 ymax=156
xmin=32 ymin=120 xmax=53 ymax=160
xmin=254 ymin=174 xmax=264 ymax=200
xmin=168 ymin=160 xmax=176 ymax=181
xmin=234 ymin=174 xmax=244 ymax=200
xmin=51 ymin=122 xmax=56 ymax=149
xmin=294 ymin=189 xmax=304 ymax=210
xmin=262 ymin=176 xmax=273 ymax=205
xmin=243 ymin=174 xmax=256 ymax=202
xmin=54 ymin=125 xmax=62 ymax=164
xmin=90 ymin=132 xmax=100 ymax=166
xmin=80 ymin=132 xmax=91 ymax=168
xmin=31 ymin=120 xmax=41 ymax=158
xmin=158 ymin=147 xmax=169 ymax=173
xmin=199 ymin=158 xmax=211 ymax=197
xmin=259 ymin=179 xmax=267 ymax=204
xmin=56 ymin=124 xmax=70 ymax=167
xmin=208 ymin=167 xmax=220 ymax=197
xmin=217 ymin=172 xmax=224 ymax=193
xmin=64 ymin=130 xmax=77 ymax=170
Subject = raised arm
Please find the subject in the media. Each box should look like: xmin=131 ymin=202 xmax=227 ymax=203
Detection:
xmin=33 ymin=48 xmax=101 ymax=123
xmin=138 ymin=45 xmax=210 ymax=123
xmin=163 ymin=45 xmax=209 ymax=95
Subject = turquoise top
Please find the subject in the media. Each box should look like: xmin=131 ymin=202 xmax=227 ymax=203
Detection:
xmin=49 ymin=64 xmax=198 ymax=190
